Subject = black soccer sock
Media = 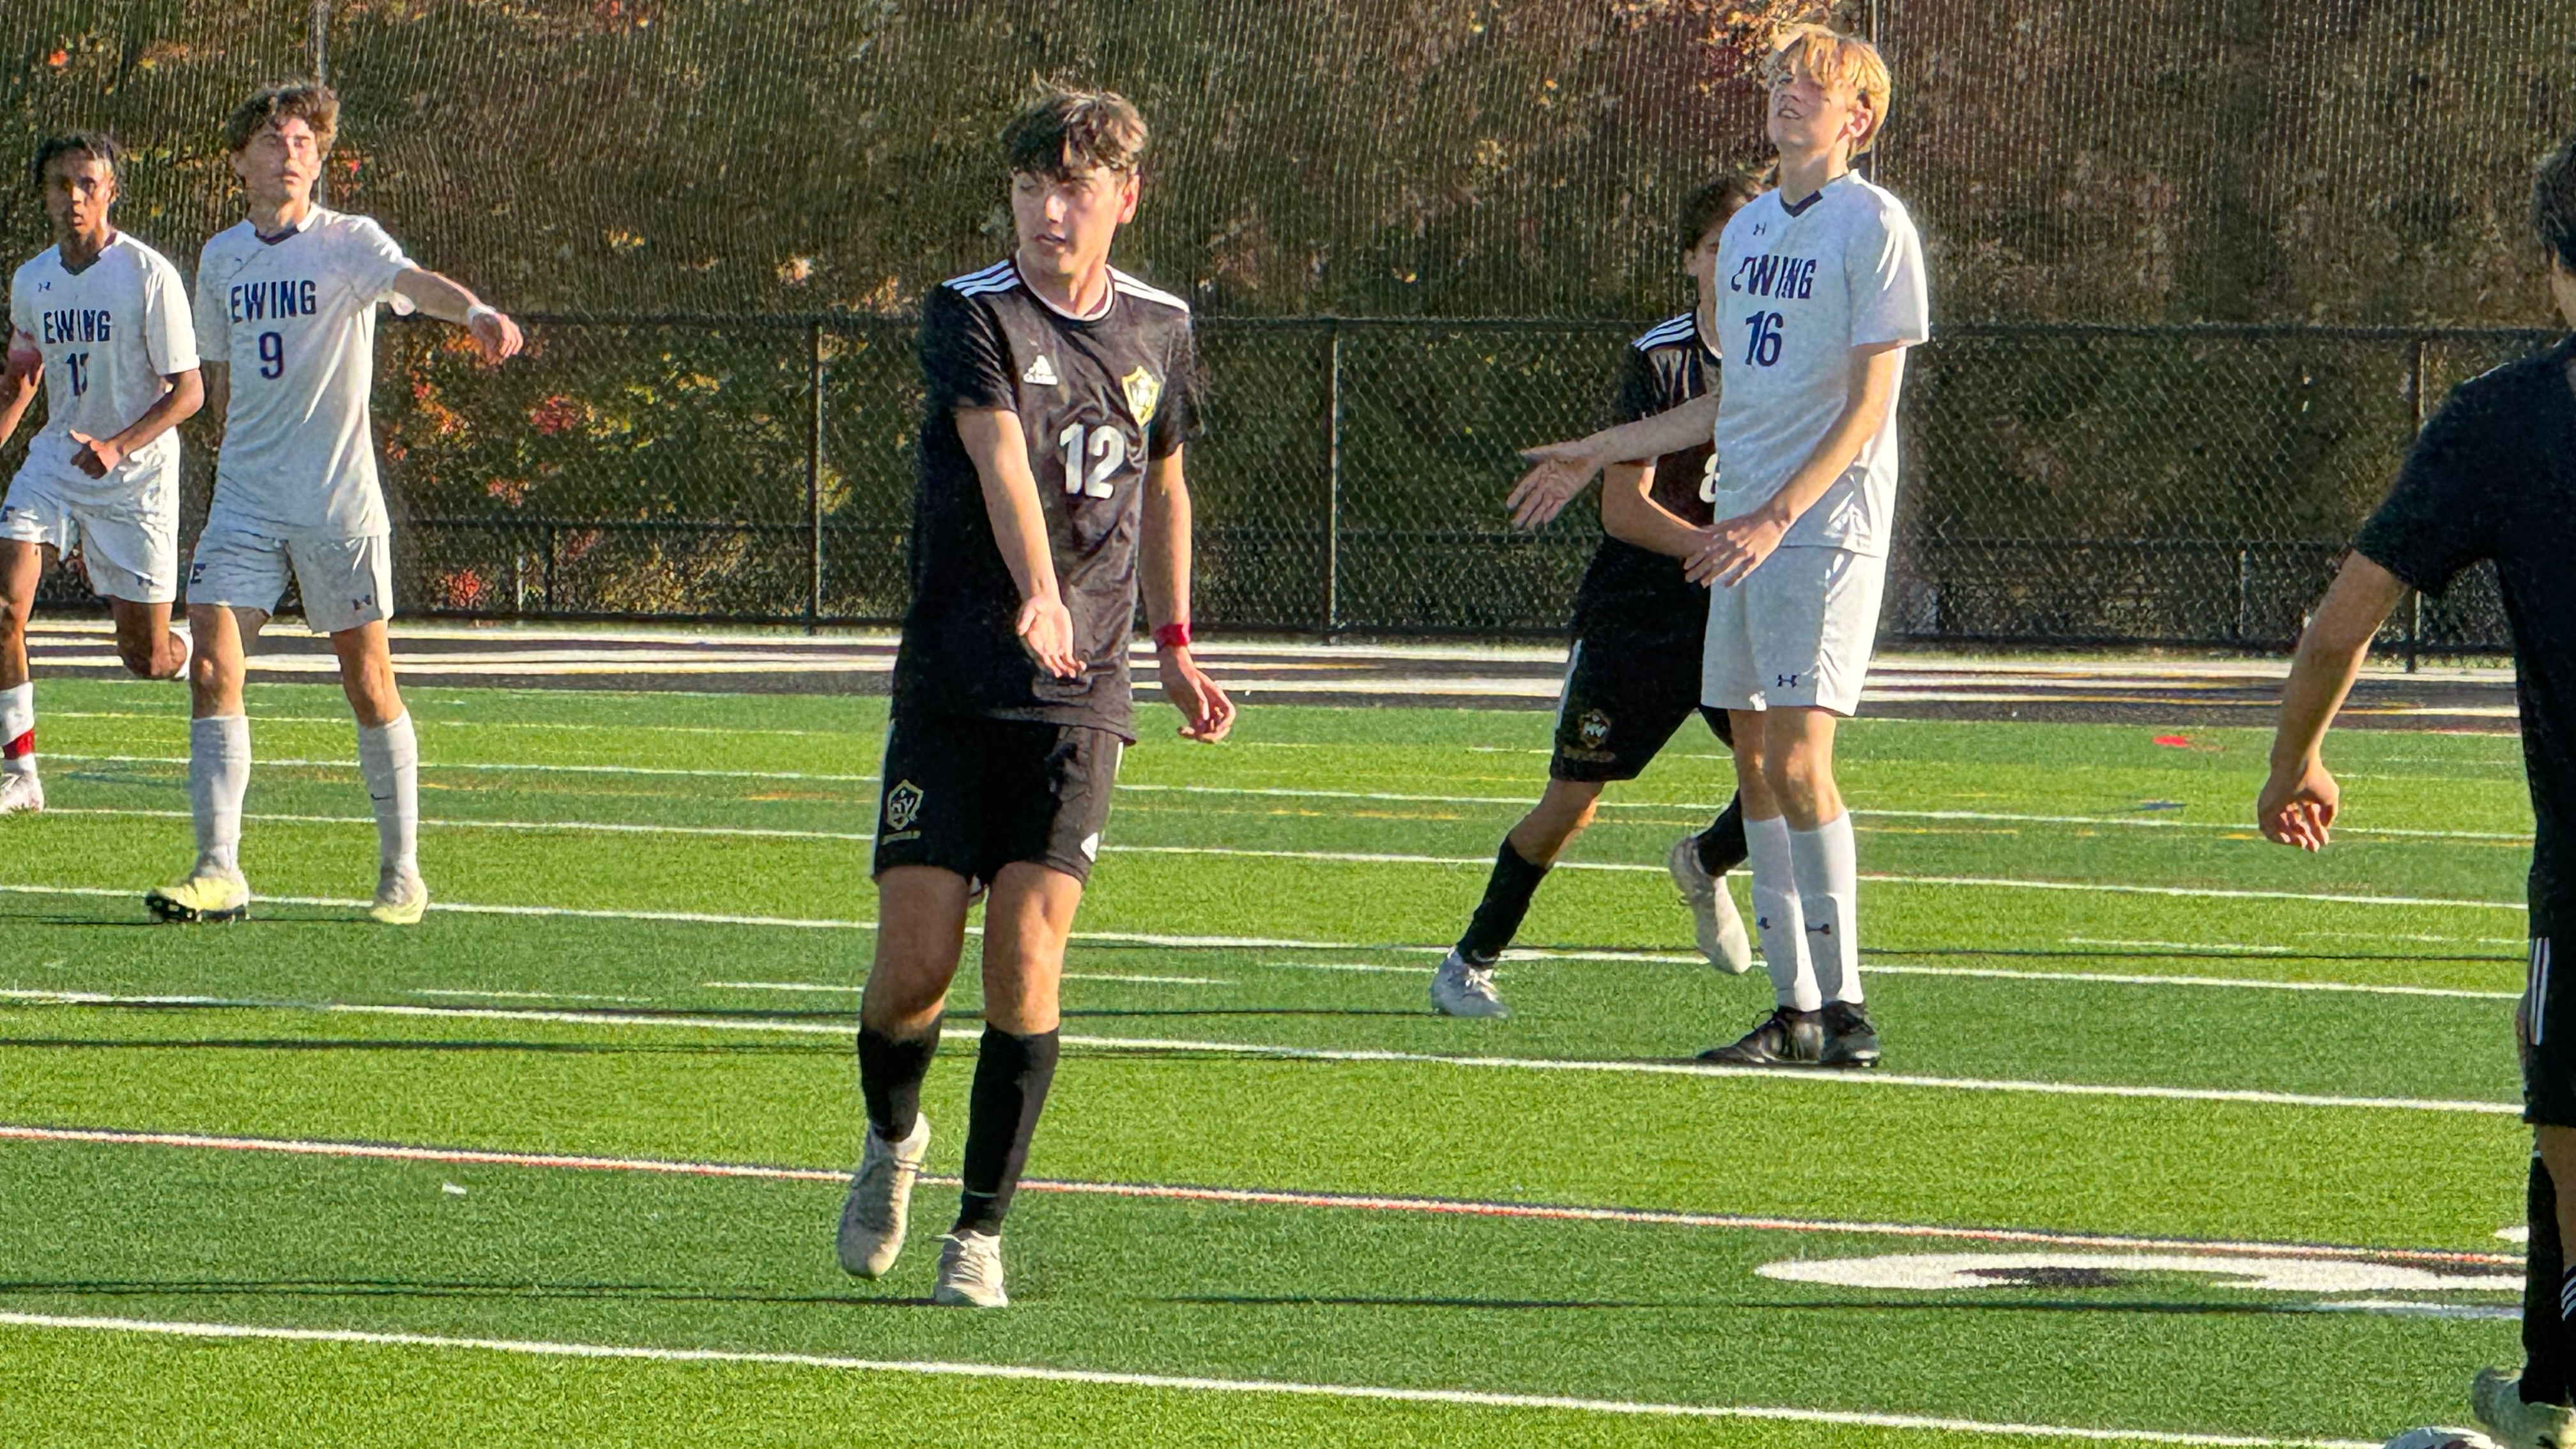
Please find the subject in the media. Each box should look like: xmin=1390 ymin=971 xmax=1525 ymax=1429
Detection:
xmin=856 ymin=1025 xmax=939 ymax=1144
xmin=1696 ymin=795 xmax=1749 ymax=877
xmin=952 ymin=1026 xmax=1061 ymax=1237
xmin=1455 ymin=840 xmax=1551 ymax=965
xmin=2526 ymin=1152 xmax=2576 ymax=1404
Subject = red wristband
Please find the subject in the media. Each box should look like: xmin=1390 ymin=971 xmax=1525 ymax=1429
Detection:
xmin=1153 ymin=622 xmax=1193 ymax=651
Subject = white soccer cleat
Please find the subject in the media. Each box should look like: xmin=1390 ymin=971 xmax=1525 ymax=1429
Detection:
xmin=369 ymin=869 xmax=429 ymax=926
xmin=145 ymin=866 xmax=250 ymax=924
xmin=0 ymin=772 xmax=42 ymax=816
xmin=1429 ymin=949 xmax=1509 ymax=1018
xmin=836 ymin=1113 xmax=930 ymax=1279
xmin=1667 ymin=835 xmax=1753 ymax=974
xmin=932 ymin=1229 xmax=1009 ymax=1308
xmin=2473 ymin=1367 xmax=2571 ymax=1449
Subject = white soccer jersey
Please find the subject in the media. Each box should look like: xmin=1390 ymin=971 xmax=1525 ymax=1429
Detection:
xmin=7 ymin=231 xmax=199 ymax=505
xmin=1708 ymin=171 xmax=1929 ymax=556
xmin=192 ymin=207 xmax=415 ymax=538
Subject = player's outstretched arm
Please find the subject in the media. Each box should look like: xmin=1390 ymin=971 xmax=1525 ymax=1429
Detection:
xmin=389 ymin=268 xmax=525 ymax=365
xmin=1688 ymin=342 xmax=1904 ymax=586
xmin=2257 ymin=554 xmax=2409 ymax=851
xmin=1141 ymin=447 xmax=1234 ymax=742
xmin=1509 ymin=393 xmax=1720 ymax=530
xmin=70 ymin=368 xmax=203 ymax=479
xmin=956 ymin=407 xmax=1080 ymax=680
xmin=0 ymin=332 xmax=40 ymax=449
xmin=1600 ymin=462 xmax=1719 ymax=564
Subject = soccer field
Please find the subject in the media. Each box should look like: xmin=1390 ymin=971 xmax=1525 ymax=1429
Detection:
xmin=0 ymin=671 xmax=2538 ymax=1447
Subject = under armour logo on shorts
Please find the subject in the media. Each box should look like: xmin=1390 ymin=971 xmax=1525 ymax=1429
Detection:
xmin=1777 ymin=673 xmax=1801 ymax=689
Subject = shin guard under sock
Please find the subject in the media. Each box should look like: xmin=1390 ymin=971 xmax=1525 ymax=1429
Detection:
xmin=856 ymin=1026 xmax=939 ymax=1144
xmin=953 ymin=1026 xmax=1061 ymax=1236
xmin=1455 ymin=841 xmax=1551 ymax=965
xmin=2527 ymin=1151 xmax=2575 ymax=1405
xmin=1695 ymin=795 xmax=1748 ymax=877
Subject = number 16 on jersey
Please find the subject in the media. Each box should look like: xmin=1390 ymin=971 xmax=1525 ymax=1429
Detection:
xmin=1743 ymin=311 xmax=1784 ymax=367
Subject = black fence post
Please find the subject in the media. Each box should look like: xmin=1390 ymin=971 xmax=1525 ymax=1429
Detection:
xmin=1324 ymin=321 xmax=1344 ymax=638
xmin=2405 ymin=335 xmax=2426 ymax=673
xmin=806 ymin=319 xmax=826 ymax=631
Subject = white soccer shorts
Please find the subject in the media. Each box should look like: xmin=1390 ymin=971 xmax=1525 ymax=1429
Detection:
xmin=0 ymin=468 xmax=181 ymax=605
xmin=187 ymin=521 xmax=395 ymax=634
xmin=1701 ymin=544 xmax=1889 ymax=717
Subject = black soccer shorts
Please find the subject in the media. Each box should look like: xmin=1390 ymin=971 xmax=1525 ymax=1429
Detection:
xmin=872 ymin=715 xmax=1123 ymax=887
xmin=1549 ymin=631 xmax=1731 ymax=783
xmin=2528 ymin=936 xmax=2576 ymax=1127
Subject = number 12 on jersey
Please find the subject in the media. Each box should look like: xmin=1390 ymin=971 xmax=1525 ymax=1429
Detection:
xmin=1742 ymin=311 xmax=1784 ymax=367
xmin=1055 ymin=422 xmax=1127 ymax=500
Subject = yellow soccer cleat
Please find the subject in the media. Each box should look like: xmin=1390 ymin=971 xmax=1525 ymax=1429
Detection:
xmin=368 ymin=871 xmax=429 ymax=926
xmin=146 ymin=869 xmax=250 ymax=924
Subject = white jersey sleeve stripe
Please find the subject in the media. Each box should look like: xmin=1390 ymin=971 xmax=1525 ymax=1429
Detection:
xmin=1633 ymin=313 xmax=1697 ymax=350
xmin=1108 ymin=268 xmax=1190 ymax=313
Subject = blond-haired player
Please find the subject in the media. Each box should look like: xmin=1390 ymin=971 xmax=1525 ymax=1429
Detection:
xmin=148 ymin=83 xmax=523 ymax=925
xmin=1515 ymin=26 xmax=1928 ymax=1067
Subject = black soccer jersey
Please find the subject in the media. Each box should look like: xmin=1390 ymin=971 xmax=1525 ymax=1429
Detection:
xmin=2352 ymin=334 xmax=2576 ymax=931
xmin=892 ymin=260 xmax=1202 ymax=740
xmin=1570 ymin=312 xmax=1721 ymax=645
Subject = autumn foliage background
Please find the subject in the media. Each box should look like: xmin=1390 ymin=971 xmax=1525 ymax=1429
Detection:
xmin=0 ymin=1 xmax=2569 ymax=636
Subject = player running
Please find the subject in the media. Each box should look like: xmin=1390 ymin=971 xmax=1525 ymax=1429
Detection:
xmin=2257 ymin=132 xmax=2576 ymax=1449
xmin=1514 ymin=26 xmax=1926 ymax=1068
xmin=1430 ymin=174 xmax=1765 ymax=1020
xmin=0 ymin=132 xmax=204 ymax=817
xmin=146 ymin=83 xmax=523 ymax=926
xmin=834 ymin=89 xmax=1233 ymax=1308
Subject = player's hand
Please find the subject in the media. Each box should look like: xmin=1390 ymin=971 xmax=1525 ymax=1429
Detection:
xmin=1508 ymin=440 xmax=1604 ymax=530
xmin=1158 ymin=645 xmax=1235 ymax=742
xmin=67 ymin=430 xmax=121 ymax=478
xmin=1015 ymin=593 xmax=1082 ymax=679
xmin=466 ymin=307 xmax=525 ymax=365
xmin=1687 ymin=508 xmax=1788 ymax=587
xmin=2257 ymin=756 xmax=2340 ymax=850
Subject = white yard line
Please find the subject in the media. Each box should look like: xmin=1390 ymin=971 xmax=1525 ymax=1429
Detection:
xmin=0 ymin=989 xmax=2522 ymax=1115
xmin=0 ymin=883 xmax=2522 ymax=997
xmin=2064 ymin=938 xmax=2294 ymax=956
xmin=31 ymin=756 xmax=2533 ymax=841
xmin=707 ymin=973 xmax=1229 ymax=990
xmin=0 ymin=1309 xmax=2378 ymax=1446
xmin=41 ymin=753 xmax=884 ymax=785
xmin=0 ymin=1123 xmax=2513 ymax=1267
xmin=47 ymin=710 xmax=860 ymax=740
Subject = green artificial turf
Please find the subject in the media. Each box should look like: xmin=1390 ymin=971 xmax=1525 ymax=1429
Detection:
xmin=0 ymin=675 xmax=2540 ymax=1446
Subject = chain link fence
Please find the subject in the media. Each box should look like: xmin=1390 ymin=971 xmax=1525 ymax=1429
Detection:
xmin=31 ymin=314 xmax=2547 ymax=655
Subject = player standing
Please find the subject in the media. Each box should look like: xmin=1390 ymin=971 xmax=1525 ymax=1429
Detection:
xmin=0 ymin=133 xmax=203 ymax=816
xmin=145 ymin=84 xmax=522 ymax=925
xmin=1431 ymin=174 xmax=1765 ymax=1019
xmin=834 ymin=89 xmax=1233 ymax=1308
xmin=2258 ymin=133 xmax=2576 ymax=1449
xmin=1516 ymin=26 xmax=1926 ymax=1067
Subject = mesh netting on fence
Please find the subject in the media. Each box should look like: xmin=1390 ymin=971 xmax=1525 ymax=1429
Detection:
xmin=3 ymin=3 xmax=2572 ymax=650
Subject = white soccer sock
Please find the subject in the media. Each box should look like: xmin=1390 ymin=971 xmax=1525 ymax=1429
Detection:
xmin=1791 ymin=813 xmax=1863 ymax=1006
xmin=356 ymin=713 xmax=420 ymax=880
xmin=1 ymin=682 xmax=34 ymax=778
xmin=1745 ymin=814 xmax=1821 ymax=1011
xmin=189 ymin=715 xmax=250 ymax=877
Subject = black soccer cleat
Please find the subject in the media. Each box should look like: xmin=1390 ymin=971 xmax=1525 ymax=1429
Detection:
xmin=1697 ymin=1006 xmax=1825 ymax=1066
xmin=1819 ymin=1001 xmax=1882 ymax=1070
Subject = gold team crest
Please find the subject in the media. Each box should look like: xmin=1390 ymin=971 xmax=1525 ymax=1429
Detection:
xmin=1121 ymin=366 xmax=1162 ymax=427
